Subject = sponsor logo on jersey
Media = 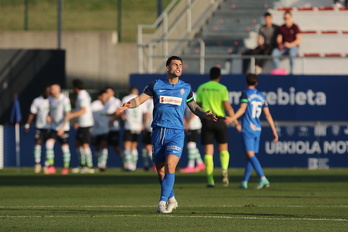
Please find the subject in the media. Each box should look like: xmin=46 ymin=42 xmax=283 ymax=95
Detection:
xmin=160 ymin=96 xmax=182 ymax=105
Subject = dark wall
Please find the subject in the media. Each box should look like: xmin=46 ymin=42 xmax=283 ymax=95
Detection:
xmin=0 ymin=49 xmax=66 ymax=124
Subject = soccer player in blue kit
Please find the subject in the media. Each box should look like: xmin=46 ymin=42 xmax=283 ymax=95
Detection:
xmin=225 ymin=73 xmax=278 ymax=189
xmin=118 ymin=56 xmax=217 ymax=213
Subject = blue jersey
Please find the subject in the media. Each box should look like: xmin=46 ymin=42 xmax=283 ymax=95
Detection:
xmin=240 ymin=88 xmax=268 ymax=133
xmin=144 ymin=78 xmax=194 ymax=130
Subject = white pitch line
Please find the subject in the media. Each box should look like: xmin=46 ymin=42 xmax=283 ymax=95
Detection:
xmin=0 ymin=214 xmax=347 ymax=222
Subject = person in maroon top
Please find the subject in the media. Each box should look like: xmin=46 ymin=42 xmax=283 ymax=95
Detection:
xmin=271 ymin=11 xmax=301 ymax=74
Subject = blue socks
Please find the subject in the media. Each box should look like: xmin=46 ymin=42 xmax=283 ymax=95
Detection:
xmin=160 ymin=173 xmax=175 ymax=202
xmin=243 ymin=161 xmax=253 ymax=182
xmin=249 ymin=156 xmax=265 ymax=178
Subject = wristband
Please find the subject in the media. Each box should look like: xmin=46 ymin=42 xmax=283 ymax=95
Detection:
xmin=25 ymin=123 xmax=30 ymax=129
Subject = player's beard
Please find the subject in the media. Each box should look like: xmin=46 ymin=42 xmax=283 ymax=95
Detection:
xmin=169 ymin=70 xmax=181 ymax=78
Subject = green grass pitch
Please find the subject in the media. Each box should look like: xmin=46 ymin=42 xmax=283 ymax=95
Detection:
xmin=0 ymin=168 xmax=347 ymax=231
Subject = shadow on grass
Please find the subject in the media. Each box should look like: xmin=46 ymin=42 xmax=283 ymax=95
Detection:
xmin=0 ymin=173 xmax=347 ymax=186
xmin=1 ymin=206 xmax=322 ymax=221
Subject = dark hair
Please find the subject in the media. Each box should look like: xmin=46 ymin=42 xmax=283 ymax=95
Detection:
xmin=50 ymin=82 xmax=61 ymax=87
xmin=284 ymin=10 xmax=292 ymax=16
xmin=72 ymin=79 xmax=84 ymax=90
xmin=42 ymin=85 xmax=50 ymax=92
xmin=210 ymin=67 xmax=221 ymax=80
xmin=129 ymin=85 xmax=138 ymax=93
xmin=166 ymin=56 xmax=182 ymax=66
xmin=104 ymin=86 xmax=114 ymax=92
xmin=264 ymin=12 xmax=271 ymax=17
xmin=98 ymin=89 xmax=106 ymax=96
xmin=42 ymin=85 xmax=50 ymax=98
xmin=246 ymin=73 xmax=258 ymax=86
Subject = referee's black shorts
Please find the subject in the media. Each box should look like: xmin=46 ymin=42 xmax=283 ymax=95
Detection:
xmin=201 ymin=117 xmax=228 ymax=145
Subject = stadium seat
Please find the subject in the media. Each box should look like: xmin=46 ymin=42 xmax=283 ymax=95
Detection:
xmin=183 ymin=0 xmax=348 ymax=74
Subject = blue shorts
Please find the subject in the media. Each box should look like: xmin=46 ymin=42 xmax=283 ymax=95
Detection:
xmin=152 ymin=127 xmax=185 ymax=163
xmin=242 ymin=131 xmax=261 ymax=153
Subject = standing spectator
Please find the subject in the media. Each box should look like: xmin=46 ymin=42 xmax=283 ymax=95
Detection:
xmin=180 ymin=93 xmax=205 ymax=173
xmin=271 ymin=11 xmax=301 ymax=75
xmin=225 ymin=74 xmax=278 ymax=189
xmin=70 ymin=79 xmax=95 ymax=174
xmin=45 ymin=84 xmax=72 ymax=175
xmin=24 ymin=85 xmax=51 ymax=173
xmin=242 ymin=12 xmax=279 ymax=74
xmin=142 ymin=98 xmax=154 ymax=171
xmin=91 ymin=90 xmax=110 ymax=172
xmin=117 ymin=56 xmax=217 ymax=213
xmin=121 ymin=86 xmax=145 ymax=171
xmin=104 ymin=87 xmax=123 ymax=165
xmin=196 ymin=67 xmax=240 ymax=187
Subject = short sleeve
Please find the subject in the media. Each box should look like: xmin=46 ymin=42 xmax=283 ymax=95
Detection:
xmin=263 ymin=100 xmax=269 ymax=108
xmin=143 ymin=81 xmax=155 ymax=97
xmin=258 ymin=26 xmax=264 ymax=36
xmin=196 ymin=86 xmax=202 ymax=103
xmin=78 ymin=94 xmax=87 ymax=108
xmin=106 ymin=98 xmax=120 ymax=114
xmin=293 ymin=24 xmax=301 ymax=34
xmin=222 ymin=86 xmax=229 ymax=102
xmin=64 ymin=98 xmax=71 ymax=112
xmin=261 ymin=91 xmax=268 ymax=108
xmin=186 ymin=89 xmax=194 ymax=103
xmin=30 ymin=99 xmax=38 ymax=114
xmin=240 ymin=92 xmax=248 ymax=103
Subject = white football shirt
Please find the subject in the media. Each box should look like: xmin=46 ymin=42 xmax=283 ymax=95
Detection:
xmin=75 ymin=90 xmax=94 ymax=127
xmin=91 ymin=100 xmax=110 ymax=136
xmin=49 ymin=94 xmax=71 ymax=131
xmin=143 ymin=99 xmax=154 ymax=132
xmin=105 ymin=96 xmax=121 ymax=131
xmin=122 ymin=94 xmax=145 ymax=132
xmin=30 ymin=95 xmax=50 ymax=129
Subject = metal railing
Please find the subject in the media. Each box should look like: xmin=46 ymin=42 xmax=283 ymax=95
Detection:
xmin=143 ymin=45 xmax=348 ymax=75
xmin=147 ymin=38 xmax=205 ymax=74
xmin=137 ymin=0 xmax=348 ymax=75
xmin=137 ymin=0 xmax=223 ymax=73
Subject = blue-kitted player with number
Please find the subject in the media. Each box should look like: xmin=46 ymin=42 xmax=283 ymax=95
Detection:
xmin=117 ymin=56 xmax=217 ymax=213
xmin=225 ymin=73 xmax=278 ymax=189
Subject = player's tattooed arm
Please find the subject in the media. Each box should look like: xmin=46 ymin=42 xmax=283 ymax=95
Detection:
xmin=129 ymin=98 xmax=137 ymax=108
xmin=117 ymin=93 xmax=150 ymax=113
xmin=187 ymin=101 xmax=217 ymax=121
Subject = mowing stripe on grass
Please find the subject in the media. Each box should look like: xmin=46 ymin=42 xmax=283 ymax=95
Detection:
xmin=1 ymin=205 xmax=347 ymax=208
xmin=0 ymin=214 xmax=347 ymax=222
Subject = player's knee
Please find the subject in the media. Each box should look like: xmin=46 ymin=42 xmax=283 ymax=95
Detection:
xmin=82 ymin=143 xmax=90 ymax=149
xmin=62 ymin=144 xmax=70 ymax=153
xmin=187 ymin=142 xmax=196 ymax=149
xmin=46 ymin=139 xmax=55 ymax=149
xmin=165 ymin=161 xmax=178 ymax=173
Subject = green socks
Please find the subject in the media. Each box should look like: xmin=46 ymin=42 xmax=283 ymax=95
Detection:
xmin=220 ymin=150 xmax=230 ymax=171
xmin=204 ymin=155 xmax=214 ymax=185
